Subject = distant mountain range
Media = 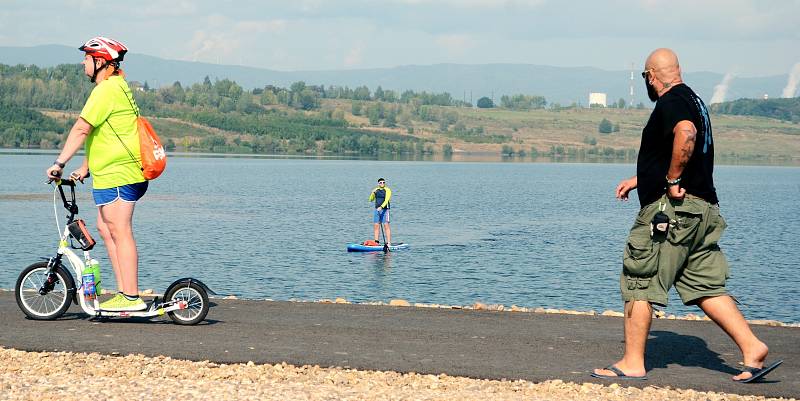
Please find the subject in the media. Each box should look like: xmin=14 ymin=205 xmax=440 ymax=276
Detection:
xmin=0 ymin=45 xmax=792 ymax=105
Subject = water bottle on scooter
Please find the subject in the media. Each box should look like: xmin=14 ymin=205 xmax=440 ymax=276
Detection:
xmin=82 ymin=259 xmax=101 ymax=300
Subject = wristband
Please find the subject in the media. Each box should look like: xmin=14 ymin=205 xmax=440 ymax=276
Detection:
xmin=666 ymin=176 xmax=681 ymax=186
xmin=53 ymin=160 xmax=66 ymax=168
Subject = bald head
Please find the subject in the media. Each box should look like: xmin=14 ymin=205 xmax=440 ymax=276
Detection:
xmin=645 ymin=48 xmax=682 ymax=84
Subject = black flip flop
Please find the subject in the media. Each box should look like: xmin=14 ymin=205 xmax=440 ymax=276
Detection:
xmin=736 ymin=360 xmax=783 ymax=383
xmin=591 ymin=365 xmax=647 ymax=380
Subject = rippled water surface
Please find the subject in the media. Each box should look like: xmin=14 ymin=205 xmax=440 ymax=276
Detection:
xmin=1 ymin=155 xmax=798 ymax=322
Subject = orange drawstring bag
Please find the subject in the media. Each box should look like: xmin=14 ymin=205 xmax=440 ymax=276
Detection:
xmin=107 ymin=73 xmax=167 ymax=180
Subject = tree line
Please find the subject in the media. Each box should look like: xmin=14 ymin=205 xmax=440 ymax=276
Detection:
xmin=710 ymin=97 xmax=800 ymax=123
xmin=7 ymin=62 xmax=678 ymax=157
xmin=0 ymin=63 xmax=430 ymax=155
xmin=0 ymin=100 xmax=67 ymax=148
xmin=0 ymin=62 xmax=540 ymax=152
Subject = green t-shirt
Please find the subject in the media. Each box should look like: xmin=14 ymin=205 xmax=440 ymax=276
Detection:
xmin=80 ymin=75 xmax=145 ymax=189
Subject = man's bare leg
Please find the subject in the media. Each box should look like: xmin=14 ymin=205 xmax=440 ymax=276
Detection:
xmin=696 ymin=295 xmax=769 ymax=381
xmin=593 ymin=300 xmax=651 ymax=377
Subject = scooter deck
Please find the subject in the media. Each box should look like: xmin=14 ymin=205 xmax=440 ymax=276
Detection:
xmin=91 ymin=299 xmax=186 ymax=318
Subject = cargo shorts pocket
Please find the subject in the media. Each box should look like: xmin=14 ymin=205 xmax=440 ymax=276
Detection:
xmin=702 ymin=207 xmax=727 ymax=246
xmin=667 ymin=200 xmax=705 ymax=245
xmin=622 ymin=220 xmax=661 ymax=278
xmin=625 ymin=276 xmax=652 ymax=290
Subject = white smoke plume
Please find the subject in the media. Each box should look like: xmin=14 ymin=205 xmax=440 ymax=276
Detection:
xmin=781 ymin=62 xmax=800 ymax=98
xmin=710 ymin=73 xmax=734 ymax=104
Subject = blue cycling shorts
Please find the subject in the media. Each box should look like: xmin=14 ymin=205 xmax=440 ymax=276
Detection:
xmin=373 ymin=209 xmax=390 ymax=224
xmin=92 ymin=181 xmax=148 ymax=207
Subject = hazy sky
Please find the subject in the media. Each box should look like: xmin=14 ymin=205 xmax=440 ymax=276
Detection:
xmin=1 ymin=0 xmax=798 ymax=76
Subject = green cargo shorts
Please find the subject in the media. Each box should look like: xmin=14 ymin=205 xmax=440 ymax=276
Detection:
xmin=620 ymin=194 xmax=730 ymax=306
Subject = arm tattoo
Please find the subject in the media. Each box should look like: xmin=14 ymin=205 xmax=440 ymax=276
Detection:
xmin=677 ymin=128 xmax=696 ymax=169
xmin=669 ymin=121 xmax=697 ymax=179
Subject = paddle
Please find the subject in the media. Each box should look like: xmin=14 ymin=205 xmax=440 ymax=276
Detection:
xmin=379 ymin=209 xmax=389 ymax=253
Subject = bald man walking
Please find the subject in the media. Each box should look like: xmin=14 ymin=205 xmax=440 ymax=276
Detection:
xmin=592 ymin=49 xmax=781 ymax=383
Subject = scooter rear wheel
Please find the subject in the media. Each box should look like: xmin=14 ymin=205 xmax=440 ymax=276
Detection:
xmin=15 ymin=262 xmax=75 ymax=320
xmin=165 ymin=281 xmax=209 ymax=325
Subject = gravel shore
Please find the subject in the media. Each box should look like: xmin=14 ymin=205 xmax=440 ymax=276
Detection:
xmin=0 ymin=347 xmax=793 ymax=401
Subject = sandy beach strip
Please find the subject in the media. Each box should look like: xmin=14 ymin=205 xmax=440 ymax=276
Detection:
xmin=0 ymin=347 xmax=793 ymax=401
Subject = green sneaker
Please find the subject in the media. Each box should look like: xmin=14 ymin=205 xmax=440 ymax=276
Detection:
xmin=99 ymin=293 xmax=124 ymax=305
xmin=99 ymin=293 xmax=146 ymax=311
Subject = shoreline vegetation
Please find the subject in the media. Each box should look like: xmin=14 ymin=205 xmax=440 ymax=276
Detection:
xmin=2 ymin=63 xmax=799 ymax=166
xmin=1 ymin=347 xmax=792 ymax=401
xmin=2 ymin=148 xmax=798 ymax=167
xmin=2 ymin=288 xmax=795 ymax=327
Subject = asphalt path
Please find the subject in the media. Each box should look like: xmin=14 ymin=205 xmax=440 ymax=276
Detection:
xmin=0 ymin=292 xmax=796 ymax=398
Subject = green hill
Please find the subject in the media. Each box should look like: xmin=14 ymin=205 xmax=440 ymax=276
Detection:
xmin=711 ymin=97 xmax=800 ymax=122
xmin=2 ymin=62 xmax=799 ymax=164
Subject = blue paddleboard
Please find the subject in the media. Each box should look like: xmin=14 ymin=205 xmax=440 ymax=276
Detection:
xmin=347 ymin=243 xmax=410 ymax=252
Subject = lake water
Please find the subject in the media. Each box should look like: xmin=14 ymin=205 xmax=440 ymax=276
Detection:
xmin=1 ymin=154 xmax=798 ymax=322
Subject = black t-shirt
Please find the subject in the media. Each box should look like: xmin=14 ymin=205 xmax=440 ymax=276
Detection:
xmin=636 ymin=84 xmax=718 ymax=207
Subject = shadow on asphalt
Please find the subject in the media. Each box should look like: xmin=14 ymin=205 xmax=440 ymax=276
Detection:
xmin=81 ymin=317 xmax=224 ymax=326
xmin=17 ymin=299 xmax=224 ymax=325
xmin=22 ymin=314 xmax=223 ymax=326
xmin=646 ymin=330 xmax=741 ymax=376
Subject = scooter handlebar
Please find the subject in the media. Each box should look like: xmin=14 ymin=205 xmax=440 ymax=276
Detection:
xmin=58 ymin=178 xmax=76 ymax=187
xmin=47 ymin=177 xmax=76 ymax=187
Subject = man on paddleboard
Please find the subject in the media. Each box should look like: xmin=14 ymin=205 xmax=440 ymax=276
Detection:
xmin=369 ymin=178 xmax=392 ymax=247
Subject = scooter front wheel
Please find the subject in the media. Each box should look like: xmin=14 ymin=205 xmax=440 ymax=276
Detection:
xmin=165 ymin=281 xmax=209 ymax=325
xmin=15 ymin=262 xmax=75 ymax=320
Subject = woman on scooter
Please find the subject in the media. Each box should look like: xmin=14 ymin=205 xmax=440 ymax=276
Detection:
xmin=46 ymin=36 xmax=148 ymax=312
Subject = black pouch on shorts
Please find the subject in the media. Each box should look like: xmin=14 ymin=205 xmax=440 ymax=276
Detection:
xmin=67 ymin=219 xmax=96 ymax=251
xmin=651 ymin=211 xmax=670 ymax=242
